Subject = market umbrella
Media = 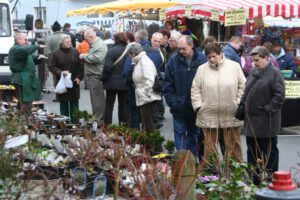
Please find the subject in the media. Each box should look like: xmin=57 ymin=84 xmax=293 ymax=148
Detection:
xmin=66 ymin=0 xmax=181 ymax=17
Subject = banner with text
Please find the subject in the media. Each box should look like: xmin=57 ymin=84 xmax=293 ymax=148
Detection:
xmin=225 ymin=8 xmax=246 ymax=26
xmin=285 ymin=80 xmax=300 ymax=98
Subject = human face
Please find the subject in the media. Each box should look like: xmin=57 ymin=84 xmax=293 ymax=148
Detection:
xmin=62 ymin=38 xmax=72 ymax=49
xmin=151 ymin=35 xmax=163 ymax=49
xmin=272 ymin=45 xmax=281 ymax=54
xmin=168 ymin=38 xmax=177 ymax=50
xmin=207 ymin=52 xmax=222 ymax=65
xmin=251 ymin=54 xmax=268 ymax=70
xmin=17 ymin=34 xmax=28 ymax=46
xmin=84 ymin=34 xmax=94 ymax=45
xmin=177 ymin=39 xmax=193 ymax=58
xmin=162 ymin=35 xmax=169 ymax=46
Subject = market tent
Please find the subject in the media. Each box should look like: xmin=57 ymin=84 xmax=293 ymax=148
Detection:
xmin=166 ymin=0 xmax=300 ymax=21
xmin=67 ymin=0 xmax=181 ymax=17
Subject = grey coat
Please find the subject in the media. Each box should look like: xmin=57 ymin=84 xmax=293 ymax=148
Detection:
xmin=244 ymin=63 xmax=285 ymax=138
xmin=82 ymin=38 xmax=108 ymax=76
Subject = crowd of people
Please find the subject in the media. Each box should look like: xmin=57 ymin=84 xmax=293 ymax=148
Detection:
xmin=9 ymin=20 xmax=292 ymax=185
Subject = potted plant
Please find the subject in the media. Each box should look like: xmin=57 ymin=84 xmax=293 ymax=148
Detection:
xmin=164 ymin=140 xmax=175 ymax=154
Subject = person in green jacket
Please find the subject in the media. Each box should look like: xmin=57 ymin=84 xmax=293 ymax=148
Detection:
xmin=8 ymin=33 xmax=47 ymax=115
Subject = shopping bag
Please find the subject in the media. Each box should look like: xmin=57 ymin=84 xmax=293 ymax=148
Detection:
xmin=64 ymin=73 xmax=73 ymax=89
xmin=55 ymin=73 xmax=67 ymax=94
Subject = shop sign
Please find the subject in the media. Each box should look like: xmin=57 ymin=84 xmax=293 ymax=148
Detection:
xmin=211 ymin=10 xmax=219 ymax=21
xmin=159 ymin=10 xmax=166 ymax=21
xmin=185 ymin=5 xmax=192 ymax=17
xmin=225 ymin=8 xmax=246 ymax=26
xmin=285 ymin=80 xmax=300 ymax=98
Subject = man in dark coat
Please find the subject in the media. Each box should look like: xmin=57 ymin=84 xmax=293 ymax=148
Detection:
xmin=223 ymin=36 xmax=243 ymax=67
xmin=163 ymin=35 xmax=207 ymax=159
xmin=8 ymin=33 xmax=46 ymax=115
xmin=271 ymin=37 xmax=297 ymax=72
xmin=63 ymin=23 xmax=76 ymax=48
xmin=244 ymin=46 xmax=285 ymax=185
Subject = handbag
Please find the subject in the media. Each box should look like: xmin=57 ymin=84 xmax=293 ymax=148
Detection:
xmin=235 ymin=75 xmax=259 ymax=121
xmin=153 ymin=71 xmax=163 ymax=93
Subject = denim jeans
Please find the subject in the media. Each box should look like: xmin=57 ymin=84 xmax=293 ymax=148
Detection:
xmin=173 ymin=115 xmax=200 ymax=159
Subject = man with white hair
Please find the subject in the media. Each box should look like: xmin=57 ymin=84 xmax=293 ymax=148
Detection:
xmin=80 ymin=29 xmax=108 ymax=123
xmin=169 ymin=30 xmax=182 ymax=57
xmin=8 ymin=33 xmax=47 ymax=116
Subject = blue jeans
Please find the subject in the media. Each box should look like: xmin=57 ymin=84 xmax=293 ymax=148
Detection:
xmin=173 ymin=115 xmax=200 ymax=158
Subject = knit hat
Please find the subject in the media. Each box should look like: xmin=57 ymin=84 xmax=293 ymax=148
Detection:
xmin=271 ymin=36 xmax=282 ymax=46
xmin=51 ymin=21 xmax=62 ymax=30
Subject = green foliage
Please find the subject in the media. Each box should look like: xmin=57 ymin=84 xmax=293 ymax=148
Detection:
xmin=164 ymin=140 xmax=175 ymax=153
xmin=196 ymin=159 xmax=257 ymax=200
xmin=73 ymin=109 xmax=93 ymax=121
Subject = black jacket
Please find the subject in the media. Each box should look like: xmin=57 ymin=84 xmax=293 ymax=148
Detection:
xmin=101 ymin=42 xmax=129 ymax=91
xmin=244 ymin=63 xmax=285 ymax=138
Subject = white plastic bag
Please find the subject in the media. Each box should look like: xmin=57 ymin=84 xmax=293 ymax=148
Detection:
xmin=55 ymin=73 xmax=67 ymax=94
xmin=64 ymin=72 xmax=73 ymax=88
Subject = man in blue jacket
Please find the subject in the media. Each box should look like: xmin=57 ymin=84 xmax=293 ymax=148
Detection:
xmin=223 ymin=36 xmax=243 ymax=67
xmin=163 ymin=35 xmax=207 ymax=159
xmin=271 ymin=37 xmax=296 ymax=72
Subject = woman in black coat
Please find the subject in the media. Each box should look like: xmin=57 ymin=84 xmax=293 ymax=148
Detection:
xmin=243 ymin=46 xmax=285 ymax=185
xmin=101 ymin=32 xmax=129 ymax=125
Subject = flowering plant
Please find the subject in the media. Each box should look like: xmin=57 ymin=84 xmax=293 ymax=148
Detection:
xmin=196 ymin=160 xmax=257 ymax=199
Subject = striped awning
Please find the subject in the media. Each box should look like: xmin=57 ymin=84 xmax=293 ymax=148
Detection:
xmin=166 ymin=0 xmax=300 ymax=21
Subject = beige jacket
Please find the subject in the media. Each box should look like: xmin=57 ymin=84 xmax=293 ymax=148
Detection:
xmin=191 ymin=57 xmax=246 ymax=128
xmin=132 ymin=51 xmax=161 ymax=106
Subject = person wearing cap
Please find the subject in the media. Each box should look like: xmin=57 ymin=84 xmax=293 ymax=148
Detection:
xmin=244 ymin=46 xmax=285 ymax=185
xmin=45 ymin=21 xmax=66 ymax=101
xmin=271 ymin=37 xmax=296 ymax=72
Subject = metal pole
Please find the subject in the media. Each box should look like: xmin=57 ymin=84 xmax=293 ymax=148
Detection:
xmin=39 ymin=0 xmax=42 ymax=20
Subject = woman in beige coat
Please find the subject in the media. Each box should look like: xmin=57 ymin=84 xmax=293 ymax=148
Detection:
xmin=128 ymin=42 xmax=161 ymax=133
xmin=191 ymin=43 xmax=246 ymax=165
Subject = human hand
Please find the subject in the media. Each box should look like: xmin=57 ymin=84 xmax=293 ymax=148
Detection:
xmin=62 ymin=70 xmax=69 ymax=77
xmin=74 ymin=78 xmax=81 ymax=85
xmin=39 ymin=44 xmax=47 ymax=48
xmin=79 ymin=54 xmax=86 ymax=59
xmin=38 ymin=55 xmax=48 ymax=60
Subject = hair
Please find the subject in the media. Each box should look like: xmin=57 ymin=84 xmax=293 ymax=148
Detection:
xmin=230 ymin=36 xmax=242 ymax=43
xmin=250 ymin=46 xmax=270 ymax=58
xmin=60 ymin=34 xmax=71 ymax=43
xmin=14 ymin=32 xmax=26 ymax=41
xmin=204 ymin=43 xmax=222 ymax=56
xmin=104 ymin=31 xmax=112 ymax=40
xmin=179 ymin=35 xmax=194 ymax=46
xmin=169 ymin=30 xmax=182 ymax=41
xmin=203 ymin=36 xmax=217 ymax=47
xmin=134 ymin=30 xmax=148 ymax=41
xmin=128 ymin=42 xmax=144 ymax=55
xmin=151 ymin=32 xmax=163 ymax=39
xmin=84 ymin=29 xmax=96 ymax=38
xmin=35 ymin=19 xmax=43 ymax=29
xmin=159 ymin=29 xmax=170 ymax=39
xmin=126 ymin=31 xmax=135 ymax=43
xmin=114 ymin=32 xmax=127 ymax=44
xmin=63 ymin=23 xmax=71 ymax=29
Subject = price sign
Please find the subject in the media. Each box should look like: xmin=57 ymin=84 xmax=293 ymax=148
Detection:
xmin=285 ymin=80 xmax=300 ymax=98
xmin=185 ymin=5 xmax=192 ymax=17
xmin=211 ymin=10 xmax=219 ymax=21
xmin=225 ymin=8 xmax=246 ymax=26
xmin=159 ymin=10 xmax=166 ymax=21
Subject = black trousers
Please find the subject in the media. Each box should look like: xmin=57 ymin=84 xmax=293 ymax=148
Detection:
xmin=104 ymin=90 xmax=128 ymax=125
xmin=140 ymin=101 xmax=156 ymax=133
xmin=246 ymin=136 xmax=279 ymax=185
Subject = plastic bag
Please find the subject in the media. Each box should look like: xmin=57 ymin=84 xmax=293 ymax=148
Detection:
xmin=64 ymin=72 xmax=73 ymax=88
xmin=55 ymin=73 xmax=67 ymax=94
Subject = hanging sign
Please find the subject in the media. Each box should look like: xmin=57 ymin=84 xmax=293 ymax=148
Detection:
xmin=285 ymin=80 xmax=300 ymax=98
xmin=159 ymin=10 xmax=166 ymax=21
xmin=185 ymin=5 xmax=192 ymax=17
xmin=225 ymin=8 xmax=246 ymax=26
xmin=211 ymin=10 xmax=219 ymax=21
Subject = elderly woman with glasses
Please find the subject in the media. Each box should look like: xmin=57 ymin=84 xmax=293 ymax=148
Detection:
xmin=49 ymin=35 xmax=83 ymax=123
xmin=128 ymin=42 xmax=161 ymax=133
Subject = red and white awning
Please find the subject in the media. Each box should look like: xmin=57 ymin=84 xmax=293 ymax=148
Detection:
xmin=166 ymin=0 xmax=300 ymax=21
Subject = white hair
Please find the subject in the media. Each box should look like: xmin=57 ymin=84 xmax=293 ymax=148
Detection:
xmin=170 ymin=30 xmax=182 ymax=41
xmin=84 ymin=29 xmax=96 ymax=38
